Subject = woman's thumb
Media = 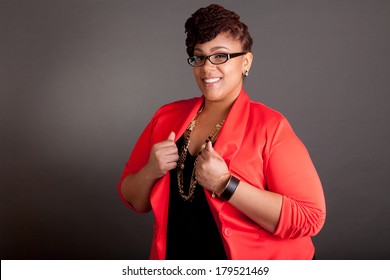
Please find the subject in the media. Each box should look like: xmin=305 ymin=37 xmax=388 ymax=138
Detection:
xmin=167 ymin=131 xmax=175 ymax=141
xmin=207 ymin=140 xmax=214 ymax=152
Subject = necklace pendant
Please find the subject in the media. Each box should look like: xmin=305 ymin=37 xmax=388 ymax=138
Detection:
xmin=180 ymin=163 xmax=185 ymax=170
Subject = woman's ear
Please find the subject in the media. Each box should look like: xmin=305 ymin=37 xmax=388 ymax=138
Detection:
xmin=242 ymin=52 xmax=253 ymax=76
xmin=243 ymin=52 xmax=253 ymax=73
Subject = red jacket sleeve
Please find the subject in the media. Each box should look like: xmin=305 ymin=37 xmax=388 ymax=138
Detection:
xmin=266 ymin=118 xmax=326 ymax=239
xmin=117 ymin=113 xmax=157 ymax=211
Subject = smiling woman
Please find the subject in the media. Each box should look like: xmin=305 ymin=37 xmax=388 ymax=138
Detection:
xmin=191 ymin=32 xmax=252 ymax=107
xmin=118 ymin=4 xmax=326 ymax=260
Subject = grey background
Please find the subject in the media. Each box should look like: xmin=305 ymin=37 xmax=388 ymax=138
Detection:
xmin=1 ymin=0 xmax=389 ymax=260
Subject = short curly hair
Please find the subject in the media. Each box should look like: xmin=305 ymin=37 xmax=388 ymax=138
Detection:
xmin=184 ymin=4 xmax=253 ymax=57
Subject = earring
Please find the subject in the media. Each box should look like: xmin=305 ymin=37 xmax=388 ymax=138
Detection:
xmin=243 ymin=70 xmax=249 ymax=77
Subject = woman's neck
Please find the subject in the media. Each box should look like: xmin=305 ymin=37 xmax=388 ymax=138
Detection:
xmin=201 ymin=86 xmax=242 ymax=116
xmin=202 ymin=95 xmax=237 ymax=120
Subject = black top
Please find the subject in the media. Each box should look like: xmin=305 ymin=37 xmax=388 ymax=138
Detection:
xmin=166 ymin=136 xmax=227 ymax=260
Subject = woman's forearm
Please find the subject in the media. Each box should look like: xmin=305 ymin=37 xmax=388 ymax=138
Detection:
xmin=120 ymin=163 xmax=157 ymax=213
xmin=228 ymin=181 xmax=283 ymax=233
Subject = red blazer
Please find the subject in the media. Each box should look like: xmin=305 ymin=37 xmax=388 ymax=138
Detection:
xmin=119 ymin=88 xmax=326 ymax=259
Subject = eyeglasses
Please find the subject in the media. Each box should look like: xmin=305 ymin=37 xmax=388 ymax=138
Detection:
xmin=187 ymin=52 xmax=247 ymax=67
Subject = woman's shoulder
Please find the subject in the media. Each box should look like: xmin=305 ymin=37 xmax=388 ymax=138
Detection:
xmin=246 ymin=100 xmax=296 ymax=138
xmin=248 ymin=100 xmax=286 ymax=123
xmin=160 ymin=97 xmax=200 ymax=109
xmin=153 ymin=97 xmax=202 ymax=117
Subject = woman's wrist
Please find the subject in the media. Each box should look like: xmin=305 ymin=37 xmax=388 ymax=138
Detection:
xmin=211 ymin=173 xmax=231 ymax=198
xmin=211 ymin=173 xmax=240 ymax=200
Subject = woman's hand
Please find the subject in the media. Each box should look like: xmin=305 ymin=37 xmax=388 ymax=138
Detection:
xmin=195 ymin=141 xmax=230 ymax=193
xmin=146 ymin=131 xmax=179 ymax=180
xmin=120 ymin=131 xmax=178 ymax=213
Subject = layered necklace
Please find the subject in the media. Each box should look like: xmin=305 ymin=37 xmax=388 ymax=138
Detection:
xmin=177 ymin=108 xmax=225 ymax=202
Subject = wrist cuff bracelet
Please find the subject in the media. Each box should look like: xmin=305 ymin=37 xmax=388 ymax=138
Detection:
xmin=220 ymin=175 xmax=240 ymax=201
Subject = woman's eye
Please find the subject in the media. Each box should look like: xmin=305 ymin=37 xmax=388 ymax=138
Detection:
xmin=214 ymin=54 xmax=226 ymax=59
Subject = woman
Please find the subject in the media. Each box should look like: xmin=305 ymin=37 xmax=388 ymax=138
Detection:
xmin=118 ymin=4 xmax=326 ymax=260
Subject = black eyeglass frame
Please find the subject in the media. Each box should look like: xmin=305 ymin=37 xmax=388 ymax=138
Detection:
xmin=187 ymin=52 xmax=247 ymax=67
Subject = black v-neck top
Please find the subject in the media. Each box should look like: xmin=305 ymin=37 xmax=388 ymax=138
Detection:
xmin=166 ymin=135 xmax=227 ymax=260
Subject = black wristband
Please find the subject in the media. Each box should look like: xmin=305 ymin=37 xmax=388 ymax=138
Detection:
xmin=220 ymin=175 xmax=240 ymax=201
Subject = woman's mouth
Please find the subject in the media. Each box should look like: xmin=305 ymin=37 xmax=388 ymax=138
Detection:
xmin=203 ymin=77 xmax=222 ymax=85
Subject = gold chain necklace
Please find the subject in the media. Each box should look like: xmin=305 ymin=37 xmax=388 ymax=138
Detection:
xmin=176 ymin=113 xmax=225 ymax=202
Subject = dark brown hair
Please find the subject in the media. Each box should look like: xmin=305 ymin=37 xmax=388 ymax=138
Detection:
xmin=184 ymin=4 xmax=253 ymax=56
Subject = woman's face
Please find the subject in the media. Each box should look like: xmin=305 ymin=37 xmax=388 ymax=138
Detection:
xmin=192 ymin=32 xmax=252 ymax=105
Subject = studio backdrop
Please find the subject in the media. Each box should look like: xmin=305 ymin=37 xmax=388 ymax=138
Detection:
xmin=1 ymin=0 xmax=390 ymax=259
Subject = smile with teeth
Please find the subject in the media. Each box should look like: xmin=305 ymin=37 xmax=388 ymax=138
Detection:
xmin=203 ymin=77 xmax=222 ymax=84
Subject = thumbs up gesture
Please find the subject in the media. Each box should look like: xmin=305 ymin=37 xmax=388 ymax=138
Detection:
xmin=147 ymin=131 xmax=179 ymax=179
